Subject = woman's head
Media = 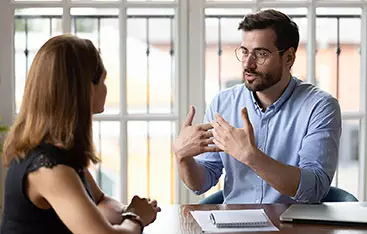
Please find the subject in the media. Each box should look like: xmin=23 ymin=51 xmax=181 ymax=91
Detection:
xmin=3 ymin=34 xmax=106 ymax=168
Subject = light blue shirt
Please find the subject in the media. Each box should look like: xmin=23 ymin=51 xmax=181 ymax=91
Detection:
xmin=193 ymin=77 xmax=341 ymax=204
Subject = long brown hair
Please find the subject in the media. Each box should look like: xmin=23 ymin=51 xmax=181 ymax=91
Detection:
xmin=3 ymin=34 xmax=105 ymax=168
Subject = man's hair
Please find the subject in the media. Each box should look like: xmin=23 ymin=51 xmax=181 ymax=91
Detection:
xmin=3 ymin=35 xmax=105 ymax=168
xmin=238 ymin=9 xmax=300 ymax=53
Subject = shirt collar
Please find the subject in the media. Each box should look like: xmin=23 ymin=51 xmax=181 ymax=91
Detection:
xmin=250 ymin=76 xmax=297 ymax=113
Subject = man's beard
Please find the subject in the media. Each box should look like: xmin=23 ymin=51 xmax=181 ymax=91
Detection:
xmin=243 ymin=66 xmax=283 ymax=92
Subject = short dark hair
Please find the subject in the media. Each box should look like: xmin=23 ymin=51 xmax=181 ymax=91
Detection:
xmin=238 ymin=9 xmax=299 ymax=53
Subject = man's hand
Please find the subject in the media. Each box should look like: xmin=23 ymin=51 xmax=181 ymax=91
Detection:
xmin=174 ymin=106 xmax=221 ymax=162
xmin=211 ymin=107 xmax=257 ymax=164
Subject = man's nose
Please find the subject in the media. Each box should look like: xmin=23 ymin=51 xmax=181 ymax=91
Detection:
xmin=243 ymin=55 xmax=257 ymax=69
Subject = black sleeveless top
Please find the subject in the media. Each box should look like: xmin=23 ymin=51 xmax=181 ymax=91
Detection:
xmin=0 ymin=143 xmax=95 ymax=234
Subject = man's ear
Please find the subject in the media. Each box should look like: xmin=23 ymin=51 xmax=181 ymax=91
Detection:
xmin=287 ymin=53 xmax=293 ymax=63
xmin=285 ymin=48 xmax=296 ymax=68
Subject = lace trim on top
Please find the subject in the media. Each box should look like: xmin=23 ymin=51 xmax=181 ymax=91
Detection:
xmin=28 ymin=154 xmax=58 ymax=173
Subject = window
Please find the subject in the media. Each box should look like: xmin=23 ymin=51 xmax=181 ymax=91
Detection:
xmin=316 ymin=8 xmax=362 ymax=198
xmin=71 ymin=8 xmax=120 ymax=115
xmin=205 ymin=8 xmax=249 ymax=107
xmin=2 ymin=0 xmax=367 ymax=204
xmin=14 ymin=8 xmax=63 ymax=112
xmin=8 ymin=1 xmax=180 ymax=205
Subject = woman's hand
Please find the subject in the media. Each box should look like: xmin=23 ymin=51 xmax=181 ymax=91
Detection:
xmin=125 ymin=196 xmax=161 ymax=226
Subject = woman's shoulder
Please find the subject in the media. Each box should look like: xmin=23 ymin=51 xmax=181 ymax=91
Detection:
xmin=26 ymin=143 xmax=76 ymax=173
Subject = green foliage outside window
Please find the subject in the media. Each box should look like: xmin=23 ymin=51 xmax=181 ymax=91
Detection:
xmin=0 ymin=116 xmax=9 ymax=153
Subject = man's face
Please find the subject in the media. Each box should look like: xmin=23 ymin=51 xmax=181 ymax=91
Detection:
xmin=240 ymin=28 xmax=285 ymax=92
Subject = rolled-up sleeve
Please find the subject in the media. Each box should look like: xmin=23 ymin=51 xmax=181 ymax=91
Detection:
xmin=190 ymin=153 xmax=223 ymax=195
xmin=187 ymin=94 xmax=224 ymax=195
xmin=292 ymin=97 xmax=341 ymax=203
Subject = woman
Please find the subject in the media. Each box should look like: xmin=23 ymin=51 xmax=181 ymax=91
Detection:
xmin=1 ymin=34 xmax=160 ymax=234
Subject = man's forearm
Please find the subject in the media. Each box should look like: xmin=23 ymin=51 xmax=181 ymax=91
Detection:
xmin=246 ymin=149 xmax=300 ymax=197
xmin=177 ymin=156 xmax=207 ymax=192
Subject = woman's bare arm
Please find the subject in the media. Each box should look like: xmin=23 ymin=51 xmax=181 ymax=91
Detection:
xmin=85 ymin=169 xmax=127 ymax=224
xmin=29 ymin=165 xmax=140 ymax=234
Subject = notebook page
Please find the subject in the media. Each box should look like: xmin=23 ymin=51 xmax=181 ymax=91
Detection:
xmin=211 ymin=209 xmax=268 ymax=227
xmin=190 ymin=209 xmax=279 ymax=233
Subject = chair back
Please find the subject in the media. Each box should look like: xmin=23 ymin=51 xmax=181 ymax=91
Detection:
xmin=321 ymin=186 xmax=358 ymax=202
xmin=198 ymin=190 xmax=224 ymax=204
xmin=198 ymin=187 xmax=358 ymax=204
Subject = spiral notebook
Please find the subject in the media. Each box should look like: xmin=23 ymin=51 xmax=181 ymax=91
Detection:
xmin=190 ymin=209 xmax=279 ymax=233
xmin=209 ymin=209 xmax=269 ymax=228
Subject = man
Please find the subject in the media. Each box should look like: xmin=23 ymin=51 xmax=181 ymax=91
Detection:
xmin=174 ymin=9 xmax=341 ymax=204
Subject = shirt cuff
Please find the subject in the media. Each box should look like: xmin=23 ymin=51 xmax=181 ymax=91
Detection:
xmin=291 ymin=168 xmax=316 ymax=203
xmin=186 ymin=160 xmax=213 ymax=195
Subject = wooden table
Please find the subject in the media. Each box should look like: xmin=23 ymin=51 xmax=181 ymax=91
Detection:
xmin=144 ymin=204 xmax=367 ymax=234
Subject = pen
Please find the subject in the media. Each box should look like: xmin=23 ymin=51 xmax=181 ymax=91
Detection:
xmin=209 ymin=213 xmax=216 ymax=225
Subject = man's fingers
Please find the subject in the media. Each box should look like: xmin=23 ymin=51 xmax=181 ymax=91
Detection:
xmin=198 ymin=122 xmax=213 ymax=131
xmin=241 ymin=107 xmax=251 ymax=126
xmin=182 ymin=105 xmax=196 ymax=128
xmin=201 ymin=138 xmax=214 ymax=145
xmin=201 ymin=130 xmax=213 ymax=139
xmin=215 ymin=113 xmax=231 ymax=128
xmin=202 ymin=146 xmax=222 ymax=152
xmin=241 ymin=107 xmax=255 ymax=135
xmin=212 ymin=124 xmax=225 ymax=137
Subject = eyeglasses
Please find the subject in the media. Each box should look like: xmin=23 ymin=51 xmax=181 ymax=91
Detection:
xmin=234 ymin=47 xmax=285 ymax=65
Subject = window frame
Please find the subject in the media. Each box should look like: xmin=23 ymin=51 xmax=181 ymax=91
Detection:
xmin=0 ymin=0 xmax=367 ymax=205
xmin=189 ymin=0 xmax=367 ymax=202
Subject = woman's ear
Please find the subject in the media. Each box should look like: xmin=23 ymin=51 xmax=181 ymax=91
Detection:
xmin=90 ymin=83 xmax=96 ymax=110
xmin=90 ymin=83 xmax=95 ymax=97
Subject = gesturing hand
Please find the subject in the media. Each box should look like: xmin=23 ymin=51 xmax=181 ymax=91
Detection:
xmin=211 ymin=107 xmax=256 ymax=164
xmin=174 ymin=106 xmax=221 ymax=162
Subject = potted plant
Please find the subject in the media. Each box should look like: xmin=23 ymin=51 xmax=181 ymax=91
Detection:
xmin=0 ymin=116 xmax=8 ymax=212
xmin=0 ymin=116 xmax=8 ymax=153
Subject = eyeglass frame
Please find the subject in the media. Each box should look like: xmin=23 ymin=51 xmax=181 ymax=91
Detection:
xmin=234 ymin=46 xmax=286 ymax=65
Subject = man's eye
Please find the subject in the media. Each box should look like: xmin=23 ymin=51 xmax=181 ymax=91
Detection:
xmin=256 ymin=51 xmax=267 ymax=57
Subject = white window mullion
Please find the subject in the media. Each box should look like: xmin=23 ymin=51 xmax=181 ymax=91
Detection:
xmin=359 ymin=5 xmax=367 ymax=201
xmin=259 ymin=1 xmax=309 ymax=9
xmin=341 ymin=112 xmax=366 ymax=120
xmin=9 ymin=1 xmax=62 ymax=8
xmin=62 ymin=0 xmax=71 ymax=34
xmin=307 ymin=1 xmax=316 ymax=85
xmin=186 ymin=0 xmax=205 ymax=204
xmin=125 ymin=2 xmax=177 ymax=8
xmin=253 ymin=0 xmax=260 ymax=13
xmin=175 ymin=0 xmax=189 ymax=205
xmin=315 ymin=1 xmax=363 ymax=8
xmin=0 ymin=0 xmax=14 ymax=208
xmin=204 ymin=1 xmax=259 ymax=9
xmin=119 ymin=0 xmax=128 ymax=204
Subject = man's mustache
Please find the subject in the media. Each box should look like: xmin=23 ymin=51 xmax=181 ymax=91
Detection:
xmin=243 ymin=69 xmax=261 ymax=76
